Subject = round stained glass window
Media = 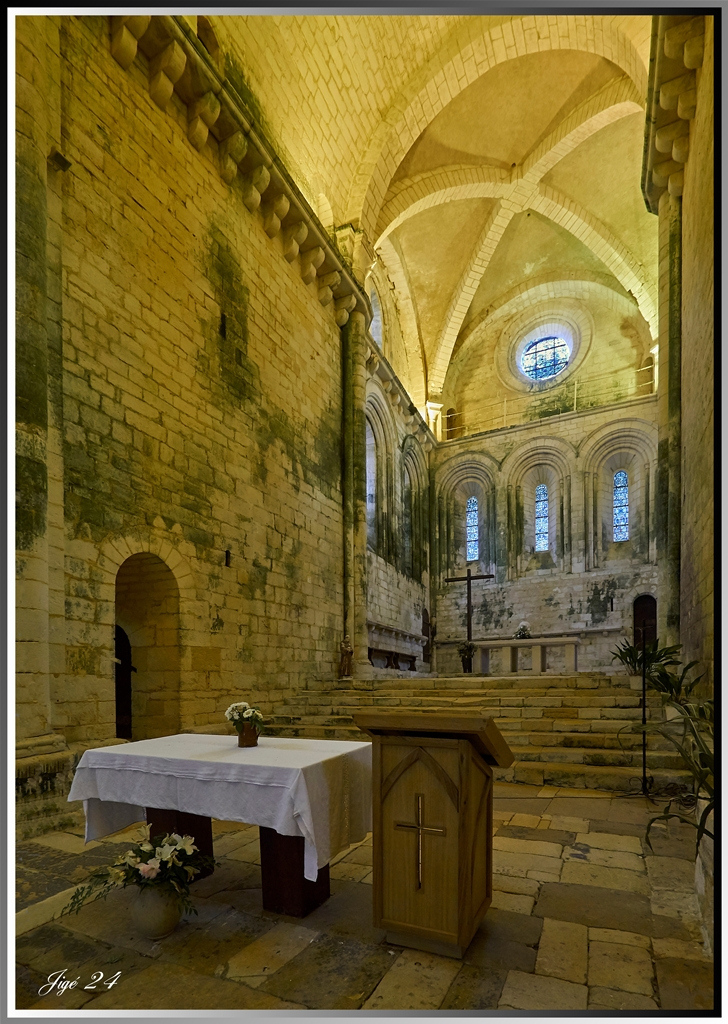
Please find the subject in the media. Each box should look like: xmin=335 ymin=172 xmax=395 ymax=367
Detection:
xmin=520 ymin=336 xmax=570 ymax=381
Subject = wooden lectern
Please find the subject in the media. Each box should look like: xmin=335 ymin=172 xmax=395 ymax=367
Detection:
xmin=353 ymin=711 xmax=514 ymax=958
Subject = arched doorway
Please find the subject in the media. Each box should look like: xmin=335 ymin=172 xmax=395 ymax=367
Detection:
xmin=633 ymin=594 xmax=657 ymax=646
xmin=114 ymin=625 xmax=134 ymax=739
xmin=115 ymin=553 xmax=180 ymax=740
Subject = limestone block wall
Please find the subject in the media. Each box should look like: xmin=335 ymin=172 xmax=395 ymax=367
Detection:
xmin=679 ymin=16 xmax=713 ymax=690
xmin=431 ymin=397 xmax=661 ymax=672
xmin=35 ymin=16 xmax=352 ymax=746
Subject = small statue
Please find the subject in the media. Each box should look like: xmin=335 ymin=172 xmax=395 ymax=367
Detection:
xmin=339 ymin=634 xmax=354 ymax=677
xmin=513 ymin=620 xmax=532 ymax=639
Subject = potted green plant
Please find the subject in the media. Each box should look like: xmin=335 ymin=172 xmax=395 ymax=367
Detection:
xmin=611 ymin=638 xmax=682 ymax=689
xmin=649 ymin=661 xmax=705 ymax=716
xmin=63 ymin=830 xmax=213 ymax=938
xmin=225 ymin=701 xmax=265 ymax=746
xmin=457 ymin=640 xmax=476 ymax=674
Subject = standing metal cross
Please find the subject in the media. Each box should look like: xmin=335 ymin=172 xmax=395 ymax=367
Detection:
xmin=445 ymin=567 xmax=494 ymax=641
xmin=394 ymin=793 xmax=447 ymax=890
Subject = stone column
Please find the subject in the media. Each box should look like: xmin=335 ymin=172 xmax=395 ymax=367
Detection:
xmin=342 ymin=310 xmax=369 ymax=674
xmin=656 ymin=190 xmax=682 ymax=644
xmin=16 ymin=17 xmax=67 ymax=757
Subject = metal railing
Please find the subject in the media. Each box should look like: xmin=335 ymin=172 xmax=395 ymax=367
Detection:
xmin=445 ymin=364 xmax=655 ymax=439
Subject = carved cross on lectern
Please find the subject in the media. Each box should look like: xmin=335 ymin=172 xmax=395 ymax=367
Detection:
xmin=395 ymin=793 xmax=447 ymax=890
xmin=445 ymin=567 xmax=494 ymax=641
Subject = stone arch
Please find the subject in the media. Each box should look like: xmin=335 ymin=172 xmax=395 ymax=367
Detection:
xmin=115 ymin=553 xmax=181 ymax=740
xmin=401 ymin=433 xmax=429 ymax=580
xmin=436 ymin=454 xmax=498 ymax=575
xmin=579 ymin=421 xmax=658 ymax=565
xmin=351 ymin=15 xmax=649 ymax=237
xmin=365 ymin=385 xmax=398 ymax=560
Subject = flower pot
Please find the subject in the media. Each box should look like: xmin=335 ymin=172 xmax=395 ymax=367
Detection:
xmin=237 ymin=722 xmax=259 ymax=747
xmin=628 ymin=674 xmax=643 ymax=691
xmin=129 ymin=887 xmax=181 ymax=939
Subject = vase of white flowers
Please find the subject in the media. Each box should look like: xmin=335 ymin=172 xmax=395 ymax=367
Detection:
xmin=62 ymin=830 xmax=212 ymax=938
xmin=225 ymin=701 xmax=264 ymax=747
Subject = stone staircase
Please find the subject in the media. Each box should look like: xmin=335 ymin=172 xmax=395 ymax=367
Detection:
xmin=265 ymin=672 xmax=690 ymax=794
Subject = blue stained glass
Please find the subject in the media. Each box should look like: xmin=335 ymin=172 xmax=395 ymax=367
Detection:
xmin=466 ymin=496 xmax=478 ymax=561
xmin=535 ymin=484 xmax=549 ymax=552
xmin=521 ymin=336 xmax=570 ymax=381
xmin=613 ymin=471 xmax=629 ymax=542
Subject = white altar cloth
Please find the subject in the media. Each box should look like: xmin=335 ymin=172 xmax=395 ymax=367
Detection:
xmin=68 ymin=734 xmax=372 ymax=881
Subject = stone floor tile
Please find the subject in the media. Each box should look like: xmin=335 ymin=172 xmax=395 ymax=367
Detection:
xmin=496 ymin=824 xmax=575 ymax=846
xmin=493 ymin=797 xmax=552 ymax=816
xmin=362 ymin=948 xmax=460 ymax=1009
xmin=509 ymin=813 xmax=541 ymax=828
xmin=588 ymin=927 xmax=650 ymax=948
xmin=535 ymin=882 xmax=665 ymax=937
xmin=490 ymin=890 xmax=534 ymax=915
xmin=190 ymin=860 xmax=259 ymax=899
xmin=650 ymin=887 xmax=700 ymax=919
xmin=291 ymin=879 xmax=385 ymax=946
xmin=213 ymin=830 xmax=258 ymax=857
xmin=543 ymin=797 xmax=616 ymax=820
xmin=492 ymin=874 xmax=540 ymax=897
xmin=339 ymin=844 xmax=372 ymax=866
xmin=499 ymin=969 xmax=588 ymax=1010
xmin=575 ymin=830 xmax=642 ymax=854
xmin=645 ymin=855 xmax=696 ymax=890
xmin=652 ymin=936 xmax=711 ymax=961
xmin=15 ymin=922 xmax=105 ymax=977
xmin=492 ymin=811 xmax=513 ymax=824
xmin=464 ymin=908 xmax=542 ymax=973
xmin=562 ymin=845 xmax=645 ymax=873
xmin=225 ymin=922 xmax=318 ymax=986
xmin=588 ymin=940 xmax=654 ymax=996
xmin=560 ymin=861 xmax=650 ymax=895
xmin=655 ymin=957 xmax=714 ymax=1010
xmin=360 ymin=871 xmax=373 ymax=884
xmin=605 ymin=800 xmax=654 ymax=825
xmin=526 ymin=869 xmax=561 ymax=883
xmin=330 ymin=861 xmax=370 ymax=882
xmin=440 ymin=962 xmax=507 ymax=1010
xmin=548 ymin=815 xmax=589 ymax=833
xmin=493 ymin=850 xmax=563 ymax=878
xmin=16 ymin=962 xmax=94 ymax=1011
xmin=536 ymin=786 xmax=559 ymax=798
xmin=493 ymin=835 xmax=563 ymax=858
xmin=16 ymin=887 xmax=79 ymax=936
xmin=535 ymin=918 xmax=587 ymax=984
xmin=259 ymin=933 xmax=394 ymax=1009
xmin=225 ymin=840 xmax=260 ymax=864
xmin=156 ymin=906 xmax=272 ymax=977
xmin=588 ymin=986 xmax=658 ymax=1010
xmin=29 ymin=832 xmax=102 ymax=854
xmin=82 ymin=961 xmax=305 ymax=1010
xmin=211 ymin=820 xmax=253 ymax=836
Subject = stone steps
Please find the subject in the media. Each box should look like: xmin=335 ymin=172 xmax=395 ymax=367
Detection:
xmin=263 ymin=673 xmax=689 ymax=793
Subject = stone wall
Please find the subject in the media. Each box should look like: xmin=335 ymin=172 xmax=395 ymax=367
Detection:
xmin=431 ymin=397 xmax=660 ymax=671
xmin=18 ymin=15 xmax=359 ymax=752
xmin=679 ymin=16 xmax=714 ymax=690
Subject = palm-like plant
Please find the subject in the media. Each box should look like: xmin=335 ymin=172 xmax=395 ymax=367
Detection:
xmin=611 ymin=638 xmax=682 ymax=677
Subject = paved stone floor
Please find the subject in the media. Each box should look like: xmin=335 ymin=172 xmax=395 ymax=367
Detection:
xmin=15 ymin=784 xmax=714 ymax=1012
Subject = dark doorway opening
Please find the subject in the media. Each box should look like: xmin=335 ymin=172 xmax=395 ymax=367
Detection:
xmin=633 ymin=594 xmax=657 ymax=646
xmin=115 ymin=625 xmax=134 ymax=739
xmin=422 ymin=608 xmax=431 ymax=664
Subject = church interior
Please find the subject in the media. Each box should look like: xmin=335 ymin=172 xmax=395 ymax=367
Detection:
xmin=15 ymin=12 xmax=715 ymax=1013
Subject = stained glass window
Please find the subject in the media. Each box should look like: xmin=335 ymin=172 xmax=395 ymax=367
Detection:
xmin=613 ymin=471 xmax=629 ymax=541
xmin=521 ymin=336 xmax=570 ymax=381
xmin=466 ymin=496 xmax=478 ymax=561
xmin=535 ymin=484 xmax=549 ymax=551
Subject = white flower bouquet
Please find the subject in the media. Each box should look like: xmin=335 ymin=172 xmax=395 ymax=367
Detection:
xmin=63 ymin=829 xmax=213 ymax=916
xmin=224 ymin=701 xmax=264 ymax=733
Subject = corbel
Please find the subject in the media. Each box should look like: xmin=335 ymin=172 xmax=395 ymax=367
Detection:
xmin=219 ymin=131 xmax=248 ymax=183
xmin=317 ymin=271 xmax=340 ymax=306
xmin=281 ymin=221 xmax=308 ymax=263
xmin=299 ymin=246 xmax=325 ymax=284
xmin=188 ymin=91 xmax=222 ymax=151
xmin=334 ymin=293 xmax=357 ymax=327
xmin=110 ymin=15 xmax=151 ymax=69
xmin=241 ymin=164 xmax=271 ymax=212
xmin=262 ymin=194 xmax=290 ymax=238
xmin=149 ymin=40 xmax=187 ymax=110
